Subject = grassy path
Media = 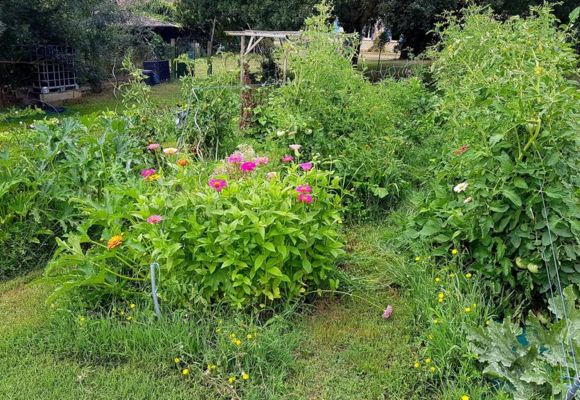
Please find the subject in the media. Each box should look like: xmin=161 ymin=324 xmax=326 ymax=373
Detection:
xmin=0 ymin=224 xmax=420 ymax=399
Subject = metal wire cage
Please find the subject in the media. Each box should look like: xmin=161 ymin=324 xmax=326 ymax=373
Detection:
xmin=33 ymin=45 xmax=77 ymax=93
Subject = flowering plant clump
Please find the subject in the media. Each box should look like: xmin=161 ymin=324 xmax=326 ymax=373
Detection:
xmin=46 ymin=146 xmax=344 ymax=308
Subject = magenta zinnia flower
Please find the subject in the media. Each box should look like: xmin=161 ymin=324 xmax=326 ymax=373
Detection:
xmin=140 ymin=168 xmax=156 ymax=178
xmin=227 ymin=152 xmax=244 ymax=164
xmin=147 ymin=143 xmax=160 ymax=150
xmin=209 ymin=179 xmax=227 ymax=192
xmin=240 ymin=161 xmax=256 ymax=172
xmin=297 ymin=193 xmax=313 ymax=204
xmin=296 ymin=184 xmax=312 ymax=194
xmin=147 ymin=215 xmax=163 ymax=224
xmin=255 ymin=156 xmax=269 ymax=165
xmin=281 ymin=155 xmax=294 ymax=163
xmin=382 ymin=304 xmax=393 ymax=319
xmin=299 ymin=162 xmax=313 ymax=171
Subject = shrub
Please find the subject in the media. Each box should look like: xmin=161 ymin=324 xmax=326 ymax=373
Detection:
xmin=250 ymin=2 xmax=433 ymax=217
xmin=408 ymin=6 xmax=580 ymax=305
xmin=46 ymin=144 xmax=344 ymax=309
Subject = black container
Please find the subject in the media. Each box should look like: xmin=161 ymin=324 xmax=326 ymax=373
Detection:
xmin=143 ymin=60 xmax=171 ymax=82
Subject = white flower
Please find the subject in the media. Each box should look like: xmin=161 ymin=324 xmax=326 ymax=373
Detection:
xmin=276 ymin=130 xmax=285 ymax=137
xmin=289 ymin=144 xmax=301 ymax=151
xmin=463 ymin=196 xmax=473 ymax=204
xmin=266 ymin=171 xmax=277 ymax=180
xmin=163 ymin=147 xmax=178 ymax=155
xmin=453 ymin=182 xmax=469 ymax=193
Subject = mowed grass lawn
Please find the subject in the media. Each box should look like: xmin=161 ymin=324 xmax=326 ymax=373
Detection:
xmin=0 ymin=224 xmax=421 ymax=400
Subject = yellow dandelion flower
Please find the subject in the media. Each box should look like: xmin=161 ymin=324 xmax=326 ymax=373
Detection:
xmin=438 ymin=298 xmax=444 ymax=303
xmin=242 ymin=372 xmax=249 ymax=380
xmin=435 ymin=277 xmax=441 ymax=283
xmin=451 ymin=249 xmax=458 ymax=255
xmin=465 ymin=273 xmax=472 ymax=279
xmin=437 ymin=292 xmax=444 ymax=299
xmin=464 ymin=307 xmax=471 ymax=313
xmin=79 ymin=316 xmax=86 ymax=322
xmin=246 ymin=334 xmax=253 ymax=340
xmin=461 ymin=395 xmax=470 ymax=400
xmin=425 ymin=358 xmax=432 ymax=364
xmin=234 ymin=339 xmax=242 ymax=346
xmin=174 ymin=357 xmax=181 ymax=363
xmin=228 ymin=376 xmax=236 ymax=384
xmin=126 ymin=316 xmax=132 ymax=321
xmin=229 ymin=333 xmax=236 ymax=339
xmin=430 ymin=366 xmax=436 ymax=373
xmin=433 ymin=319 xmax=439 ymax=324
xmin=120 ymin=310 xmax=125 ymax=316
xmin=534 ymin=65 xmax=544 ymax=76
xmin=182 ymin=369 xmax=189 ymax=376
xmin=130 ymin=303 xmax=136 ymax=309
xmin=415 ymin=256 xmax=421 ymax=262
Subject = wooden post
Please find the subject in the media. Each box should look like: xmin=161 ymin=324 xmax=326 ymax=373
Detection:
xmin=280 ymin=38 xmax=288 ymax=84
xmin=239 ymin=35 xmax=245 ymax=84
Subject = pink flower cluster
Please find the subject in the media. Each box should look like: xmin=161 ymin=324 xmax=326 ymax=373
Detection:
xmin=209 ymin=179 xmax=227 ymax=192
xmin=147 ymin=215 xmax=163 ymax=224
xmin=296 ymin=184 xmax=313 ymax=204
xmin=227 ymin=152 xmax=270 ymax=173
xmin=140 ymin=168 xmax=156 ymax=179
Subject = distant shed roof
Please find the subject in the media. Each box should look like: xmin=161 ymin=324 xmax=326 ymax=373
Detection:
xmin=125 ymin=15 xmax=181 ymax=29
xmin=225 ymin=30 xmax=300 ymax=39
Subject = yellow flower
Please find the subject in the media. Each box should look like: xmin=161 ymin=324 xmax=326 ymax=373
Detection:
xmin=242 ymin=372 xmax=249 ymax=380
xmin=465 ymin=273 xmax=472 ymax=279
xmin=228 ymin=376 xmax=236 ymax=384
xmin=464 ymin=307 xmax=471 ymax=313
xmin=451 ymin=249 xmax=458 ymax=255
xmin=425 ymin=358 xmax=432 ymax=364
xmin=130 ymin=303 xmax=136 ymax=309
xmin=246 ymin=334 xmax=253 ymax=340
xmin=435 ymin=277 xmax=441 ymax=283
xmin=430 ymin=366 xmax=436 ymax=373
xmin=120 ymin=310 xmax=125 ymax=316
xmin=438 ymin=298 xmax=444 ymax=303
xmin=126 ymin=316 xmax=132 ymax=321
xmin=415 ymin=256 xmax=421 ymax=262
xmin=107 ymin=235 xmax=123 ymax=250
xmin=471 ymin=303 xmax=477 ymax=308
xmin=229 ymin=333 xmax=236 ymax=339
xmin=534 ymin=65 xmax=544 ymax=76
xmin=207 ymin=364 xmax=217 ymax=372
xmin=414 ymin=362 xmax=421 ymax=368
xmin=437 ymin=292 xmax=444 ymax=298
xmin=182 ymin=369 xmax=189 ymax=376
xmin=461 ymin=395 xmax=470 ymax=400
xmin=215 ymin=328 xmax=222 ymax=334
xmin=428 ymin=335 xmax=433 ymax=340
xmin=234 ymin=339 xmax=242 ymax=346
xmin=145 ymin=173 xmax=160 ymax=182
xmin=174 ymin=357 xmax=181 ymax=363
xmin=433 ymin=318 xmax=439 ymax=324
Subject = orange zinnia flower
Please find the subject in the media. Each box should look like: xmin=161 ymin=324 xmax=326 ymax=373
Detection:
xmin=107 ymin=235 xmax=123 ymax=250
xmin=177 ymin=159 xmax=189 ymax=167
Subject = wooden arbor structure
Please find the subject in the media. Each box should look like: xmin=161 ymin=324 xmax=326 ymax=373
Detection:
xmin=224 ymin=30 xmax=300 ymax=83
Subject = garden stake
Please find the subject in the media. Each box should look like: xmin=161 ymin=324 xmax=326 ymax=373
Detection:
xmin=150 ymin=262 xmax=161 ymax=319
xmin=565 ymin=376 xmax=580 ymax=400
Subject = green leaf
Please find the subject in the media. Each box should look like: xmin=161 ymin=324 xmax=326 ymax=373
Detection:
xmin=267 ymin=267 xmax=283 ymax=277
xmin=502 ymin=189 xmax=522 ymax=207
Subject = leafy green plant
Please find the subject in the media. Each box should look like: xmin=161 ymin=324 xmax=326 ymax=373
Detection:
xmin=469 ymin=286 xmax=580 ymax=400
xmin=46 ymin=145 xmax=344 ymax=308
xmin=408 ymin=5 xmax=580 ymax=305
xmin=250 ymin=2 xmax=433 ymax=217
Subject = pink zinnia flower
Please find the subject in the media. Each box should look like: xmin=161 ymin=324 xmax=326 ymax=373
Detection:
xmin=163 ymin=147 xmax=178 ymax=155
xmin=266 ymin=172 xmax=277 ymax=180
xmin=147 ymin=215 xmax=163 ymax=224
xmin=227 ymin=152 xmax=244 ymax=164
xmin=147 ymin=143 xmax=160 ymax=150
xmin=208 ymin=179 xmax=227 ymax=192
xmin=382 ymin=304 xmax=393 ymax=319
xmin=255 ymin=156 xmax=269 ymax=165
xmin=299 ymin=162 xmax=313 ymax=171
xmin=297 ymin=193 xmax=313 ymax=204
xmin=296 ymin=184 xmax=312 ymax=194
xmin=281 ymin=155 xmax=294 ymax=163
xmin=140 ymin=168 xmax=156 ymax=178
xmin=240 ymin=161 xmax=256 ymax=172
